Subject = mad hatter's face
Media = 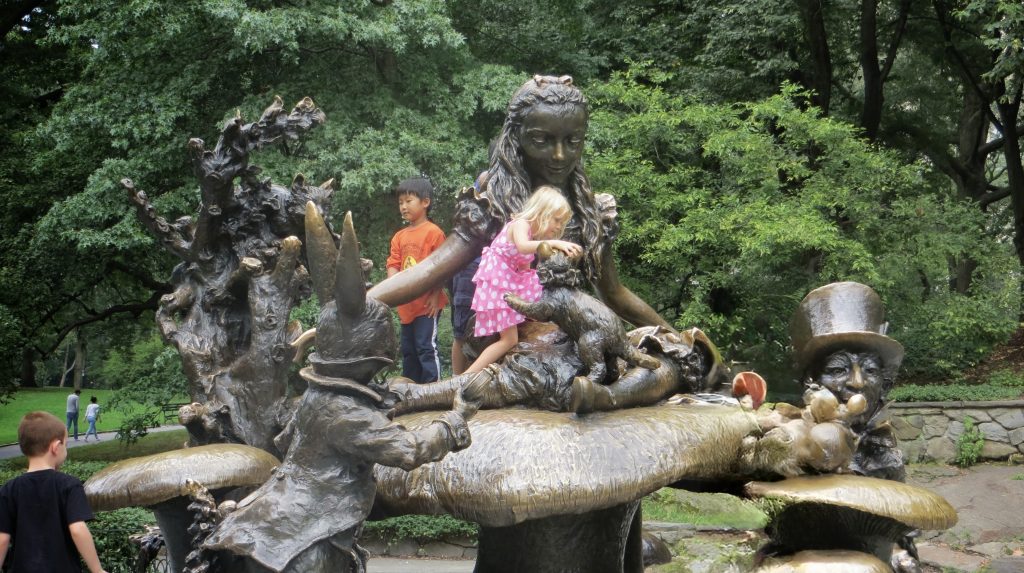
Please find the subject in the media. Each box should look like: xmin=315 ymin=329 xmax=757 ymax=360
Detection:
xmin=813 ymin=350 xmax=887 ymax=428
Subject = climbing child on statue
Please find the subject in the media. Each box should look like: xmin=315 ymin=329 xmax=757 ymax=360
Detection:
xmin=466 ymin=185 xmax=582 ymax=373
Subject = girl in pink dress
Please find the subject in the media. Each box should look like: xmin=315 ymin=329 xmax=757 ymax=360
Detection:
xmin=466 ymin=186 xmax=582 ymax=373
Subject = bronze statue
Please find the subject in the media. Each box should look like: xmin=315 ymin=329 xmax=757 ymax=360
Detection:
xmin=785 ymin=281 xmax=919 ymax=571
xmin=368 ymin=74 xmax=669 ymax=330
xmin=200 ymin=209 xmax=485 ymax=573
xmin=504 ymin=245 xmax=662 ymax=411
xmin=791 ymin=282 xmax=906 ymax=481
xmin=122 ymin=96 xmax=330 ymax=455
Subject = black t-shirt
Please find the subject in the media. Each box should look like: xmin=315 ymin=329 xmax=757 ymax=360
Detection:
xmin=0 ymin=469 xmax=94 ymax=573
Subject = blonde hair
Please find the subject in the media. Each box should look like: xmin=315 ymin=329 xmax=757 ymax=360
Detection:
xmin=514 ymin=186 xmax=570 ymax=239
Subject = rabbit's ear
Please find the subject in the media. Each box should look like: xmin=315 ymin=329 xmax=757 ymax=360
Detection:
xmin=335 ymin=211 xmax=366 ymax=319
xmin=537 ymin=241 xmax=554 ymax=260
xmin=305 ymin=201 xmax=337 ymax=307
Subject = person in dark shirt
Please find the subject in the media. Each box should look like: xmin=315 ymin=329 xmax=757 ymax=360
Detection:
xmin=0 ymin=411 xmax=107 ymax=573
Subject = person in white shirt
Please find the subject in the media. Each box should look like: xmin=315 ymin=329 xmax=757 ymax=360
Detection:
xmin=83 ymin=397 xmax=101 ymax=442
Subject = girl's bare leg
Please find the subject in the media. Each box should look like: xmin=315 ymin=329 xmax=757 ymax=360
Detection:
xmin=465 ymin=326 xmax=518 ymax=373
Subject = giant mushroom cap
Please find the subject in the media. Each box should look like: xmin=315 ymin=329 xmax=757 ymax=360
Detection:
xmin=375 ymin=403 xmax=761 ymax=527
xmin=754 ymin=549 xmax=892 ymax=572
xmin=85 ymin=444 xmax=279 ymax=573
xmin=85 ymin=443 xmax=280 ymax=511
xmin=745 ymin=474 xmax=957 ymax=558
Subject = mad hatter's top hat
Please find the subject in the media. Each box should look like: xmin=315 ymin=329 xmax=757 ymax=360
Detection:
xmin=790 ymin=282 xmax=904 ymax=376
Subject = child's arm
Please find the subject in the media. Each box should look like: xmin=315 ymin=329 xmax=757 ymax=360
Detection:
xmin=508 ymin=219 xmax=581 ymax=257
xmin=0 ymin=531 xmax=9 ymax=567
xmin=69 ymin=521 xmax=107 ymax=573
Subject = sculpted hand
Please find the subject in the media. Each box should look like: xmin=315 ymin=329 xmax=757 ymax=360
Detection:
xmin=453 ymin=367 xmax=493 ymax=420
xmin=551 ymin=240 xmax=582 ymax=258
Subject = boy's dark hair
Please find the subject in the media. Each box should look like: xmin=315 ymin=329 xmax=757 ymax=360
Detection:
xmin=395 ymin=177 xmax=433 ymax=203
xmin=74 ymin=389 xmax=81 ymax=395
xmin=18 ymin=411 xmax=66 ymax=457
xmin=90 ymin=396 xmax=98 ymax=403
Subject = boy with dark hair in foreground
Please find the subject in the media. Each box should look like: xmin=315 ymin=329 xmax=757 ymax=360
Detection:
xmin=0 ymin=411 xmax=107 ymax=573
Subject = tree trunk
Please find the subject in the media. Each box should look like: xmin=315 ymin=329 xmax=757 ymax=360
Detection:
xmin=948 ymin=90 xmax=991 ymax=293
xmin=72 ymin=334 xmax=86 ymax=390
xmin=19 ymin=348 xmax=37 ymax=388
xmin=997 ymin=96 xmax=1024 ymax=316
xmin=859 ymin=0 xmax=882 ymax=139
xmin=797 ymin=0 xmax=832 ymax=114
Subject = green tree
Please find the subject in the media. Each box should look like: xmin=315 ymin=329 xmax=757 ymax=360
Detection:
xmin=587 ymin=70 xmax=1017 ymax=381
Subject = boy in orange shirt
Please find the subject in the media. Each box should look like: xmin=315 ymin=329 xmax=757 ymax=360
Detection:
xmin=387 ymin=177 xmax=449 ymax=383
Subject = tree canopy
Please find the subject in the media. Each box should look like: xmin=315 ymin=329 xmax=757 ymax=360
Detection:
xmin=1 ymin=0 xmax=1021 ymax=398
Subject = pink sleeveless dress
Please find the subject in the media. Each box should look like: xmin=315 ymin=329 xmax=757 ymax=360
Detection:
xmin=471 ymin=221 xmax=542 ymax=337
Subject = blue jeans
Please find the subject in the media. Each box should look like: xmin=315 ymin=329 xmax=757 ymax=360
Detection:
xmin=85 ymin=416 xmax=99 ymax=439
xmin=66 ymin=411 xmax=79 ymax=440
xmin=400 ymin=315 xmax=441 ymax=383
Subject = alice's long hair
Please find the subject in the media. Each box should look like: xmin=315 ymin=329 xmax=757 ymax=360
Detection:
xmin=487 ymin=75 xmax=603 ymax=282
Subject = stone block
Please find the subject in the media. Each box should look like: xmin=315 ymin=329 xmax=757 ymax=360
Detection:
xmin=1010 ymin=428 xmax=1024 ymax=447
xmin=922 ymin=416 xmax=950 ymax=439
xmin=892 ymin=416 xmax=922 ymax=441
xmin=954 ymin=409 xmax=992 ymax=422
xmin=979 ymin=422 xmax=1011 ymax=443
xmin=981 ymin=441 xmax=1017 ymax=460
xmin=898 ymin=438 xmax=926 ymax=463
xmin=361 ymin=536 xmax=389 ymax=556
xmin=387 ymin=539 xmax=420 ymax=557
xmin=947 ymin=420 xmax=965 ymax=440
xmin=925 ymin=437 xmax=956 ymax=462
xmin=420 ymin=541 xmax=468 ymax=559
xmin=995 ymin=410 xmax=1024 ymax=430
xmin=990 ymin=557 xmax=1024 ymax=573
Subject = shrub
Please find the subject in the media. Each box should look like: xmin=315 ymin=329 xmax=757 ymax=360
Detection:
xmin=954 ymin=416 xmax=985 ymax=468
xmin=364 ymin=514 xmax=478 ymax=543
xmin=90 ymin=507 xmax=156 ymax=573
xmin=987 ymin=369 xmax=1024 ymax=388
xmin=890 ymin=383 xmax=1022 ymax=402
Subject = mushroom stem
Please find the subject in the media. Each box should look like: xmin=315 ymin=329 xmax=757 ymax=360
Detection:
xmin=152 ymin=498 xmax=195 ymax=573
xmin=474 ymin=501 xmax=644 ymax=573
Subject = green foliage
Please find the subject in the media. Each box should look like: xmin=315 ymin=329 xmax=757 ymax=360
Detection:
xmin=987 ymin=368 xmax=1024 ymax=388
xmin=642 ymin=488 xmax=767 ymax=530
xmin=95 ymin=331 xmax=186 ymax=441
xmin=587 ymin=69 xmax=1018 ymax=379
xmin=90 ymin=507 xmax=156 ymax=573
xmin=364 ymin=514 xmax=478 ymax=542
xmin=889 ymin=383 xmax=1022 ymax=402
xmin=954 ymin=416 xmax=985 ymax=468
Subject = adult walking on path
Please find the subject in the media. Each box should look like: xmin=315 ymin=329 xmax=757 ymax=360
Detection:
xmin=65 ymin=390 xmax=81 ymax=441
xmin=83 ymin=397 xmax=101 ymax=442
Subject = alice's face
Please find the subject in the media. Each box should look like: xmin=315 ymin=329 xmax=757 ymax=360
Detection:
xmin=815 ymin=350 xmax=885 ymax=427
xmin=520 ymin=103 xmax=587 ymax=189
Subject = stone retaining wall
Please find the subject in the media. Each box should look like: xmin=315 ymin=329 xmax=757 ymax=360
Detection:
xmin=890 ymin=400 xmax=1024 ymax=463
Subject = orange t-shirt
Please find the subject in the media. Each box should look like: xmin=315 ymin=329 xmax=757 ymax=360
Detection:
xmin=386 ymin=220 xmax=450 ymax=324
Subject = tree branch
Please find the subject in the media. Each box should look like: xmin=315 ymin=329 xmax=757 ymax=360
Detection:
xmin=978 ymin=186 xmax=1010 ymax=209
xmin=43 ymin=291 xmax=162 ymax=357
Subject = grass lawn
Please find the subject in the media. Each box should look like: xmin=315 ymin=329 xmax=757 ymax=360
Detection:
xmin=0 ymin=387 xmax=185 ymax=445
